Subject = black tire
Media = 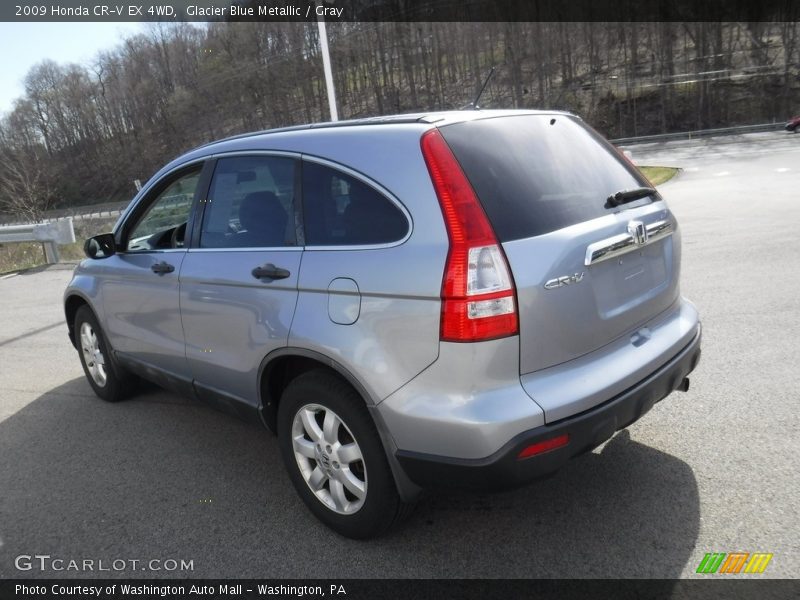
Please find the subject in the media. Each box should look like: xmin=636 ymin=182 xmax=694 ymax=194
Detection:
xmin=74 ymin=305 xmax=134 ymax=402
xmin=277 ymin=369 xmax=412 ymax=539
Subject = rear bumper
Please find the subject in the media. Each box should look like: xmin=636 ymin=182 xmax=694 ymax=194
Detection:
xmin=395 ymin=324 xmax=701 ymax=489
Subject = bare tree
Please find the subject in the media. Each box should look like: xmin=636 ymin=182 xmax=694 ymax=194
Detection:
xmin=1 ymin=21 xmax=798 ymax=210
xmin=0 ymin=144 xmax=54 ymax=222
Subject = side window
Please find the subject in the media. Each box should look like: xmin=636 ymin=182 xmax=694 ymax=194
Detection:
xmin=200 ymin=155 xmax=296 ymax=249
xmin=302 ymin=161 xmax=409 ymax=246
xmin=126 ymin=167 xmax=201 ymax=252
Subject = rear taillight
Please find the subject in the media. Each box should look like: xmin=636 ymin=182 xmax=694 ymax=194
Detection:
xmin=421 ymin=129 xmax=518 ymax=342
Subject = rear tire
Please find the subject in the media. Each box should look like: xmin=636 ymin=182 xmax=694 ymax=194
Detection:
xmin=74 ymin=305 xmax=134 ymax=402
xmin=277 ymin=369 xmax=412 ymax=539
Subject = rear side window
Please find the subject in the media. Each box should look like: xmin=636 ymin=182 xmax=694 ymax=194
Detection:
xmin=200 ymin=155 xmax=296 ymax=248
xmin=439 ymin=115 xmax=653 ymax=241
xmin=302 ymin=160 xmax=408 ymax=246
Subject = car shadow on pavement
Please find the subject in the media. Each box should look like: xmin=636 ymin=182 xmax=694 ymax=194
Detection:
xmin=0 ymin=378 xmax=699 ymax=580
xmin=405 ymin=427 xmax=700 ymax=579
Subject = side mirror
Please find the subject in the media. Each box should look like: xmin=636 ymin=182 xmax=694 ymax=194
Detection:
xmin=84 ymin=233 xmax=117 ymax=259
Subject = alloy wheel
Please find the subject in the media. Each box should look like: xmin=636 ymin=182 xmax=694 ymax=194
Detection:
xmin=291 ymin=404 xmax=367 ymax=514
xmin=79 ymin=321 xmax=107 ymax=387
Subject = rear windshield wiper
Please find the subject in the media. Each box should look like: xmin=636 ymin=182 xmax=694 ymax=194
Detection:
xmin=607 ymin=186 xmax=657 ymax=207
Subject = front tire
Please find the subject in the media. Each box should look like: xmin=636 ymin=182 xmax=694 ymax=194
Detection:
xmin=74 ymin=305 xmax=133 ymax=402
xmin=277 ymin=370 xmax=411 ymax=539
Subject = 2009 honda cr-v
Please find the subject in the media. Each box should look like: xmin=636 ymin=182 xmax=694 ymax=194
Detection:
xmin=64 ymin=110 xmax=701 ymax=538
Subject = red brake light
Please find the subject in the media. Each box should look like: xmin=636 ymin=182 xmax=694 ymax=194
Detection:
xmin=421 ymin=129 xmax=518 ymax=342
xmin=517 ymin=434 xmax=570 ymax=460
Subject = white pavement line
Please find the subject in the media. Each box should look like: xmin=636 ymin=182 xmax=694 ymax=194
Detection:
xmin=714 ymin=171 xmax=731 ymax=176
xmin=0 ymin=273 xmax=18 ymax=280
xmin=775 ymin=168 xmax=790 ymax=172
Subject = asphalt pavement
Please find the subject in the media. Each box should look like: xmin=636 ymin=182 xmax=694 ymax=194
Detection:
xmin=0 ymin=131 xmax=798 ymax=579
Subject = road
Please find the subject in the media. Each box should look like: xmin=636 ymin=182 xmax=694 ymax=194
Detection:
xmin=0 ymin=131 xmax=798 ymax=579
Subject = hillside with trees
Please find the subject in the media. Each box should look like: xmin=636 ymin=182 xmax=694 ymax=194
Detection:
xmin=0 ymin=21 xmax=798 ymax=218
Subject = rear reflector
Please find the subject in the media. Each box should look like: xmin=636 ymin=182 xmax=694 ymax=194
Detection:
xmin=421 ymin=129 xmax=518 ymax=342
xmin=517 ymin=434 xmax=570 ymax=460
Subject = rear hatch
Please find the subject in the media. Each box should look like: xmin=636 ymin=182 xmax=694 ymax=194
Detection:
xmin=439 ymin=114 xmax=680 ymax=376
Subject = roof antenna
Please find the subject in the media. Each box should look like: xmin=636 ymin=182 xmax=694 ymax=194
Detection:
xmin=463 ymin=66 xmax=496 ymax=110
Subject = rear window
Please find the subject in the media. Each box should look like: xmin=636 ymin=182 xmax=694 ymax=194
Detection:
xmin=439 ymin=115 xmax=653 ymax=241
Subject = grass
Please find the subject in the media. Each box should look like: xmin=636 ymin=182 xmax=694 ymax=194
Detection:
xmin=639 ymin=166 xmax=679 ymax=186
xmin=0 ymin=242 xmax=49 ymax=274
xmin=0 ymin=216 xmax=117 ymax=275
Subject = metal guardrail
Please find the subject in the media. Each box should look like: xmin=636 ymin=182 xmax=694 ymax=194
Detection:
xmin=611 ymin=122 xmax=787 ymax=145
xmin=0 ymin=193 xmax=188 ymax=226
xmin=0 ymin=200 xmax=129 ymax=226
xmin=0 ymin=218 xmax=76 ymax=263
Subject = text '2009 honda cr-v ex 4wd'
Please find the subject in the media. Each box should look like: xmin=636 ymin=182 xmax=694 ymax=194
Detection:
xmin=65 ymin=110 xmax=701 ymax=539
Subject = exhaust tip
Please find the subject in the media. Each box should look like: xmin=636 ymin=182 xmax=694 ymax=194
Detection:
xmin=676 ymin=377 xmax=690 ymax=392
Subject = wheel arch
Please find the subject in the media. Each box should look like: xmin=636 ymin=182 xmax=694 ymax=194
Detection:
xmin=258 ymin=348 xmax=422 ymax=502
xmin=64 ymin=292 xmax=92 ymax=349
xmin=257 ymin=348 xmax=377 ymax=433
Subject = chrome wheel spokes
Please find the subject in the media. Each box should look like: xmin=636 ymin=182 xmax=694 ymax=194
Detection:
xmin=79 ymin=322 xmax=107 ymax=387
xmin=291 ymin=404 xmax=367 ymax=514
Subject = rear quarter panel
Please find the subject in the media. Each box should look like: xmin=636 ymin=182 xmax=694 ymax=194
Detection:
xmin=283 ymin=126 xmax=448 ymax=404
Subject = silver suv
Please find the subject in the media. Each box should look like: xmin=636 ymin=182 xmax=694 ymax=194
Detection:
xmin=64 ymin=110 xmax=701 ymax=538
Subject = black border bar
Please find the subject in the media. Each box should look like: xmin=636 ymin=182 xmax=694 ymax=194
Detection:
xmin=3 ymin=0 xmax=800 ymax=23
xmin=2 ymin=579 xmax=799 ymax=600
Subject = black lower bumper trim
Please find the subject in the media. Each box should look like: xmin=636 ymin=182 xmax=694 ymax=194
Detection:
xmin=396 ymin=326 xmax=702 ymax=490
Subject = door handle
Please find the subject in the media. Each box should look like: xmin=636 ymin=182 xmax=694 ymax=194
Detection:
xmin=151 ymin=261 xmax=175 ymax=275
xmin=252 ymin=263 xmax=291 ymax=281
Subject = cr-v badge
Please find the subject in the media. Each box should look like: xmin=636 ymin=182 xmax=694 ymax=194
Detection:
xmin=544 ymin=272 xmax=585 ymax=290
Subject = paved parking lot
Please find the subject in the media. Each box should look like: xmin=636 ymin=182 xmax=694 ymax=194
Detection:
xmin=1 ymin=131 xmax=798 ymax=579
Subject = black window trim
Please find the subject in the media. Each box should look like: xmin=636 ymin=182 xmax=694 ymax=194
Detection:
xmin=299 ymin=154 xmax=413 ymax=251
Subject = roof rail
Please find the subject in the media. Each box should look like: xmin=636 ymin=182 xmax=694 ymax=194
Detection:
xmin=193 ymin=114 xmax=436 ymax=151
